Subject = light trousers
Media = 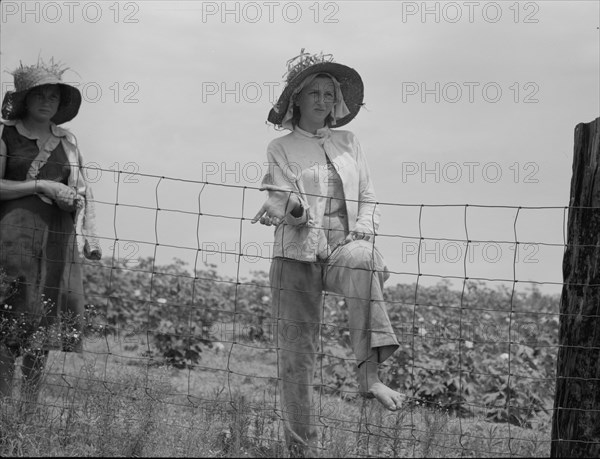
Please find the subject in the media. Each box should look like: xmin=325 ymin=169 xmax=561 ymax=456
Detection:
xmin=269 ymin=240 xmax=399 ymax=456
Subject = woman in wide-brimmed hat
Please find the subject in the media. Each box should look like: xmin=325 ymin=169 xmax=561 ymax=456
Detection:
xmin=252 ymin=49 xmax=405 ymax=456
xmin=0 ymin=58 xmax=101 ymax=405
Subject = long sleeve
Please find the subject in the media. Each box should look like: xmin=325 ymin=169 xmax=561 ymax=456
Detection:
xmin=265 ymin=141 xmax=310 ymax=227
xmin=352 ymin=136 xmax=380 ymax=236
xmin=65 ymin=132 xmax=102 ymax=260
xmin=81 ymin=185 xmax=102 ymax=260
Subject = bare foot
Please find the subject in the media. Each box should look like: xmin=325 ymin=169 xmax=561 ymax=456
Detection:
xmin=357 ymin=359 xmax=406 ymax=411
xmin=367 ymin=381 xmax=405 ymax=411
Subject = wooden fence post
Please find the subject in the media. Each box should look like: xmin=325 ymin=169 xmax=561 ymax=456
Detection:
xmin=551 ymin=117 xmax=600 ymax=457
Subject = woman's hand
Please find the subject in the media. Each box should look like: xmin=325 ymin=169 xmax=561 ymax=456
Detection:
xmin=251 ymin=185 xmax=301 ymax=226
xmin=37 ymin=181 xmax=82 ymax=212
xmin=343 ymin=231 xmax=371 ymax=245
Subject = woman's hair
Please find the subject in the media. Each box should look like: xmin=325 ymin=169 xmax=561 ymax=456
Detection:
xmin=291 ymin=73 xmax=335 ymax=128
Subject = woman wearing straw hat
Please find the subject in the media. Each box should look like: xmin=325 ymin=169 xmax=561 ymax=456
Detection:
xmin=252 ymin=49 xmax=405 ymax=456
xmin=0 ymin=58 xmax=101 ymax=406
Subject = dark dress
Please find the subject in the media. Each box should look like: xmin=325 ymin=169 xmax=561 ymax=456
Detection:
xmin=0 ymin=124 xmax=84 ymax=354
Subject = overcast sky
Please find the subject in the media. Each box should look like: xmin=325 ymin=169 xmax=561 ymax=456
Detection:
xmin=1 ymin=0 xmax=599 ymax=294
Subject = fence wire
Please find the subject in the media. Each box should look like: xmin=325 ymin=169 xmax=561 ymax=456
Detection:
xmin=0 ymin=164 xmax=577 ymax=457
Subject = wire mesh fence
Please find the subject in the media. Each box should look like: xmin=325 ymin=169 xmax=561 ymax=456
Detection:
xmin=0 ymin=166 xmax=566 ymax=457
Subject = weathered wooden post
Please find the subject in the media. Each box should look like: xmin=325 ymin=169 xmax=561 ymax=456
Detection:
xmin=551 ymin=117 xmax=600 ymax=457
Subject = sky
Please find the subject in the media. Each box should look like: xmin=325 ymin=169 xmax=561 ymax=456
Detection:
xmin=1 ymin=0 xmax=599 ymax=295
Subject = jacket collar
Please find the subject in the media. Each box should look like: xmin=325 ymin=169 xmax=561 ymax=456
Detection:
xmin=3 ymin=118 xmax=68 ymax=140
xmin=294 ymin=125 xmax=332 ymax=140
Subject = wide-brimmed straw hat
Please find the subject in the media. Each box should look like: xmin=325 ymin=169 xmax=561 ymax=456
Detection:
xmin=267 ymin=49 xmax=364 ymax=129
xmin=1 ymin=58 xmax=81 ymax=125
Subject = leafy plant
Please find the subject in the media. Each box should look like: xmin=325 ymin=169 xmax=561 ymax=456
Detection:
xmin=151 ymin=319 xmax=210 ymax=369
xmin=82 ymin=258 xmax=273 ymax=368
xmin=323 ymin=279 xmax=559 ymax=426
xmin=81 ymin=258 xmax=559 ymax=426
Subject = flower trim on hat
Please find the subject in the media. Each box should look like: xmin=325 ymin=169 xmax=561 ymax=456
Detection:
xmin=8 ymin=57 xmax=72 ymax=93
xmin=283 ymin=48 xmax=335 ymax=83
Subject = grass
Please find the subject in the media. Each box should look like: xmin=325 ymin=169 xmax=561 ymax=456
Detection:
xmin=0 ymin=333 xmax=552 ymax=457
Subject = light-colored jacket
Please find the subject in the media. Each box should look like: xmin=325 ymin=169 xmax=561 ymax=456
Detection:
xmin=264 ymin=126 xmax=380 ymax=261
xmin=0 ymin=119 xmax=102 ymax=260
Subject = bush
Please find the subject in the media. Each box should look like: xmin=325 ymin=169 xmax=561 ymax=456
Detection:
xmin=82 ymin=258 xmax=271 ymax=368
xmin=151 ymin=319 xmax=210 ymax=368
xmin=82 ymin=258 xmax=559 ymax=425
xmin=322 ymin=279 xmax=559 ymax=426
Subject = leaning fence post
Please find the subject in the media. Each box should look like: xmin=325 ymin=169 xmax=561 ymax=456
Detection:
xmin=551 ymin=117 xmax=600 ymax=457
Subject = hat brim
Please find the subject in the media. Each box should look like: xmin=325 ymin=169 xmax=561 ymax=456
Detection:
xmin=268 ymin=62 xmax=364 ymax=129
xmin=1 ymin=83 xmax=81 ymax=125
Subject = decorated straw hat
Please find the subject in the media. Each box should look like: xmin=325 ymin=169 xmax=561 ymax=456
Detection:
xmin=1 ymin=58 xmax=82 ymax=125
xmin=267 ymin=49 xmax=364 ymax=129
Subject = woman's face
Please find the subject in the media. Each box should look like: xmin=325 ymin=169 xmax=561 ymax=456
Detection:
xmin=24 ymin=84 xmax=61 ymax=122
xmin=295 ymin=76 xmax=335 ymax=128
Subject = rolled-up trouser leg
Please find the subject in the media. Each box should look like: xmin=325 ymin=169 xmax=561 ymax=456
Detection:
xmin=324 ymin=240 xmax=399 ymax=366
xmin=270 ymin=257 xmax=323 ymax=457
